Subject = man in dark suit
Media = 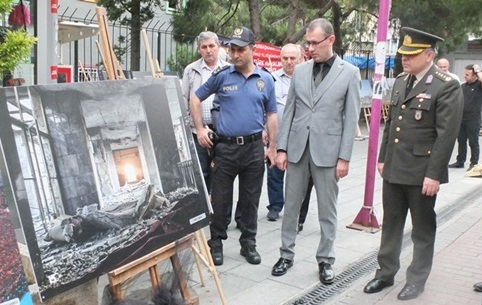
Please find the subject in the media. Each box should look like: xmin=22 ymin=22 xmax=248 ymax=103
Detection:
xmin=271 ymin=18 xmax=361 ymax=284
xmin=363 ymin=27 xmax=463 ymax=300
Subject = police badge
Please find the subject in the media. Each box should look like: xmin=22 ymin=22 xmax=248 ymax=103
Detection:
xmin=257 ymin=79 xmax=265 ymax=92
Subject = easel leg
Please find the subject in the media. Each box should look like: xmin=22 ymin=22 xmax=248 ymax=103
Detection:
xmin=192 ymin=238 xmax=206 ymax=286
xmin=195 ymin=229 xmax=227 ymax=305
xmin=170 ymin=253 xmax=199 ymax=305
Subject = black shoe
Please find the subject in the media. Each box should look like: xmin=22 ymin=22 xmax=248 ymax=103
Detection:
xmin=474 ymin=281 xmax=482 ymax=292
xmin=267 ymin=209 xmax=280 ymax=221
xmin=240 ymin=245 xmax=261 ymax=264
xmin=397 ymin=284 xmax=424 ymax=300
xmin=271 ymin=257 xmax=293 ymax=276
xmin=210 ymin=247 xmax=223 ymax=266
xmin=467 ymin=163 xmax=477 ymax=171
xmin=448 ymin=162 xmax=464 ymax=168
xmin=363 ymin=278 xmax=394 ymax=293
xmin=318 ymin=262 xmax=335 ymax=284
xmin=297 ymin=223 xmax=304 ymax=234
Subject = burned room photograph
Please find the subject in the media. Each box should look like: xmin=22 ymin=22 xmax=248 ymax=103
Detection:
xmin=0 ymin=78 xmax=211 ymax=299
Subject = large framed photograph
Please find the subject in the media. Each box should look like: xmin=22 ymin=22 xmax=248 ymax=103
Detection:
xmin=0 ymin=78 xmax=211 ymax=300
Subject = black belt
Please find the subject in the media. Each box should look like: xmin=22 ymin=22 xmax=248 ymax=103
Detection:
xmin=217 ymin=132 xmax=262 ymax=145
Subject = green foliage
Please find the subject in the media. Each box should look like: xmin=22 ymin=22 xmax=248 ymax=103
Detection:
xmin=96 ymin=0 xmax=161 ymax=25
xmin=0 ymin=29 xmax=37 ymax=73
xmin=166 ymin=44 xmax=198 ymax=76
xmin=0 ymin=0 xmax=12 ymax=13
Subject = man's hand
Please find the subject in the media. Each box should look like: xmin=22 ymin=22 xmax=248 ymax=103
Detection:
xmin=422 ymin=177 xmax=440 ymax=197
xmin=336 ymin=159 xmax=349 ymax=179
xmin=265 ymin=146 xmax=276 ymax=168
xmin=196 ymin=125 xmax=213 ymax=148
xmin=275 ymin=151 xmax=288 ymax=171
xmin=377 ymin=162 xmax=384 ymax=176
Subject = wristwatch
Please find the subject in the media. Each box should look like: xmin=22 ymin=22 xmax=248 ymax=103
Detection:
xmin=475 ymin=69 xmax=481 ymax=74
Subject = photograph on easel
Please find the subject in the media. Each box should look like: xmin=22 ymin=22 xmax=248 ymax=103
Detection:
xmin=0 ymin=77 xmax=211 ymax=300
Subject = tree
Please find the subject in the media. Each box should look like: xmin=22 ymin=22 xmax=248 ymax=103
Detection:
xmin=0 ymin=0 xmax=37 ymax=76
xmin=96 ymin=0 xmax=161 ymax=71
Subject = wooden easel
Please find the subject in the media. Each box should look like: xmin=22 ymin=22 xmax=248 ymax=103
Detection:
xmin=141 ymin=29 xmax=163 ymax=78
xmin=96 ymin=6 xmax=125 ymax=80
xmin=108 ymin=230 xmax=227 ymax=305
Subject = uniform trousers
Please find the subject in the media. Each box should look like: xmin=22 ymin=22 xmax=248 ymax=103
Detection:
xmin=375 ymin=181 xmax=437 ymax=286
xmin=456 ymin=119 xmax=480 ymax=165
xmin=208 ymin=139 xmax=265 ymax=249
xmin=280 ymin=144 xmax=338 ymax=264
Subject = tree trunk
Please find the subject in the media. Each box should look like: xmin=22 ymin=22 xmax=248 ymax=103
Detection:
xmin=286 ymin=0 xmax=299 ymax=42
xmin=248 ymin=0 xmax=261 ymax=40
xmin=332 ymin=1 xmax=342 ymax=55
xmin=129 ymin=1 xmax=142 ymax=71
xmin=286 ymin=0 xmax=334 ymax=43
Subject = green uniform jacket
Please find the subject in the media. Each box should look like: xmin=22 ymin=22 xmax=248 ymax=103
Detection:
xmin=378 ymin=64 xmax=463 ymax=186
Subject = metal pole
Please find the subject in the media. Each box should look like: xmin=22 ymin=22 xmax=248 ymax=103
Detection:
xmin=348 ymin=0 xmax=391 ymax=232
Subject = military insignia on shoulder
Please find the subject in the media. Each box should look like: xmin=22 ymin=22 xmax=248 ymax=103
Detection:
xmin=434 ymin=70 xmax=451 ymax=82
xmin=213 ymin=65 xmax=230 ymax=76
xmin=257 ymin=79 xmax=265 ymax=92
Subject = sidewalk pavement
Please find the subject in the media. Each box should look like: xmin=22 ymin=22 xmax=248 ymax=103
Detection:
xmin=192 ymin=125 xmax=482 ymax=305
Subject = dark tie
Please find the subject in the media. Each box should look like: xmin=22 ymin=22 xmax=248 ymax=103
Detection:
xmin=405 ymin=75 xmax=416 ymax=97
xmin=313 ymin=63 xmax=324 ymax=87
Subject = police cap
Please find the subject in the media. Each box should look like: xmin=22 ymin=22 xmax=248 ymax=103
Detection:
xmin=229 ymin=27 xmax=255 ymax=47
xmin=397 ymin=27 xmax=444 ymax=55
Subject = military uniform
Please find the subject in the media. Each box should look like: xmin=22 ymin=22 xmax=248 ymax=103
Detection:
xmin=365 ymin=27 xmax=464 ymax=300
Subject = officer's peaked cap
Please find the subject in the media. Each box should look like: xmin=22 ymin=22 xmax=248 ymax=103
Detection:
xmin=398 ymin=27 xmax=444 ymax=55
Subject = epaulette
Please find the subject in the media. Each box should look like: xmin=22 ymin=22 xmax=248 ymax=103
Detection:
xmin=213 ymin=65 xmax=230 ymax=76
xmin=261 ymin=67 xmax=276 ymax=81
xmin=434 ymin=70 xmax=452 ymax=82
xmin=396 ymin=71 xmax=408 ymax=79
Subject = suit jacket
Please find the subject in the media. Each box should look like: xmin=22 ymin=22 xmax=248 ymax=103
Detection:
xmin=378 ymin=64 xmax=464 ymax=185
xmin=277 ymin=56 xmax=361 ymax=167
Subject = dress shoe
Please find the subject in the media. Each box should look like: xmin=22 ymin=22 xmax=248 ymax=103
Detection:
xmin=267 ymin=209 xmax=280 ymax=221
xmin=448 ymin=162 xmax=464 ymax=168
xmin=318 ymin=262 xmax=335 ymax=284
xmin=397 ymin=284 xmax=424 ymax=300
xmin=240 ymin=245 xmax=261 ymax=264
xmin=363 ymin=278 xmax=394 ymax=293
xmin=210 ymin=247 xmax=223 ymax=266
xmin=271 ymin=257 xmax=293 ymax=276
xmin=473 ymin=281 xmax=482 ymax=292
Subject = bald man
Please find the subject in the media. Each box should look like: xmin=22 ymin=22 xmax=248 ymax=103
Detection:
xmin=436 ymin=58 xmax=460 ymax=82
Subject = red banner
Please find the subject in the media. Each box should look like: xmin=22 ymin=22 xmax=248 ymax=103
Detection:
xmin=253 ymin=42 xmax=281 ymax=72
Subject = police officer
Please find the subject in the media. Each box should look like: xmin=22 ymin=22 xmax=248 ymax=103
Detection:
xmin=190 ymin=27 xmax=277 ymax=266
xmin=363 ymin=27 xmax=463 ymax=300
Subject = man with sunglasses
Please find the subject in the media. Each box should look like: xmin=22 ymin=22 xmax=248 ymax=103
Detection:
xmin=271 ymin=18 xmax=361 ymax=284
xmin=363 ymin=27 xmax=463 ymax=300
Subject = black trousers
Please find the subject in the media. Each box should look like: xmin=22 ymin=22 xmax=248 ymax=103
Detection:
xmin=375 ymin=181 xmax=437 ymax=286
xmin=456 ymin=119 xmax=480 ymax=165
xmin=208 ymin=139 xmax=265 ymax=249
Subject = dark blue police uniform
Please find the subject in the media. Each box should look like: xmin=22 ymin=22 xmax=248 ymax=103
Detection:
xmin=195 ymin=64 xmax=277 ymax=253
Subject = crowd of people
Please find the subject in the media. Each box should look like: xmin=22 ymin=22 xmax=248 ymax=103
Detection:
xmin=182 ymin=18 xmax=480 ymax=301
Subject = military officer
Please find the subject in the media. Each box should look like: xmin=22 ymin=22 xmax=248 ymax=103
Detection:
xmin=363 ymin=27 xmax=463 ymax=300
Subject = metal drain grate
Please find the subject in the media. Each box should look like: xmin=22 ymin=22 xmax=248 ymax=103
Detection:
xmin=288 ymin=184 xmax=482 ymax=305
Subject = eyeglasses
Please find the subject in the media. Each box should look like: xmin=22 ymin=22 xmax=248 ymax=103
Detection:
xmin=304 ymin=35 xmax=331 ymax=49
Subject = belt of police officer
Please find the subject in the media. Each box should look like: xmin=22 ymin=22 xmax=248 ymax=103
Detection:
xmin=217 ymin=131 xmax=262 ymax=145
